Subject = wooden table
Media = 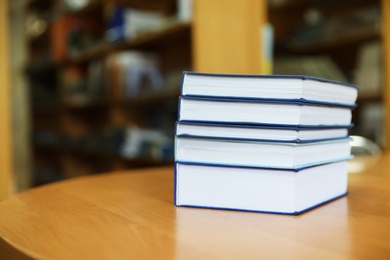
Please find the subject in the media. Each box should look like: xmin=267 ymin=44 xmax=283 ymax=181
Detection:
xmin=1 ymin=154 xmax=390 ymax=260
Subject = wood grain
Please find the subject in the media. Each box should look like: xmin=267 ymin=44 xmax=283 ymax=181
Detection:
xmin=192 ymin=0 xmax=265 ymax=74
xmin=1 ymin=155 xmax=390 ymax=259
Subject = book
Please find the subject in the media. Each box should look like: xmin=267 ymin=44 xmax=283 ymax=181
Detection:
xmin=51 ymin=16 xmax=76 ymax=62
xmin=106 ymin=51 xmax=164 ymax=100
xmin=174 ymin=160 xmax=348 ymax=215
xmin=106 ymin=6 xmax=164 ymax=42
xmin=175 ymin=136 xmax=351 ymax=169
xmin=177 ymin=0 xmax=193 ymax=22
xmin=261 ymin=23 xmax=274 ymax=74
xmin=120 ymin=125 xmax=173 ymax=160
xmin=178 ymin=97 xmax=353 ymax=127
xmin=176 ymin=122 xmax=350 ymax=143
xmin=180 ymin=72 xmax=358 ymax=106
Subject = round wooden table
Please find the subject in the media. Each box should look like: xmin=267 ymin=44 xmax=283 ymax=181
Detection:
xmin=1 ymin=156 xmax=390 ymax=259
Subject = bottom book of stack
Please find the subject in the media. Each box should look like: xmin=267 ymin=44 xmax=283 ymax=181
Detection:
xmin=174 ymin=161 xmax=348 ymax=215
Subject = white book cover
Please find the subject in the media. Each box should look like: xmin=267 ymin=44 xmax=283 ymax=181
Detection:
xmin=181 ymin=72 xmax=358 ymax=106
xmin=179 ymin=96 xmax=353 ymax=128
xmin=176 ymin=121 xmax=350 ymax=143
xmin=175 ymin=161 xmax=348 ymax=215
xmin=175 ymin=137 xmax=351 ymax=169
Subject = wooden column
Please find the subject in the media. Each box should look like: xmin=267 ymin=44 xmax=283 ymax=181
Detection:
xmin=382 ymin=0 xmax=390 ymax=149
xmin=192 ymin=0 xmax=267 ymax=74
xmin=0 ymin=1 xmax=14 ymax=200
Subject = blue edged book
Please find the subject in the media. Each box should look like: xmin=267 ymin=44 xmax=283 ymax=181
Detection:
xmin=179 ymin=72 xmax=358 ymax=126
xmin=174 ymin=161 xmax=348 ymax=215
xmin=181 ymin=71 xmax=358 ymax=106
xmin=174 ymin=72 xmax=356 ymax=214
xmin=178 ymin=96 xmax=354 ymax=126
xmin=176 ymin=121 xmax=351 ymax=143
xmin=175 ymin=136 xmax=351 ymax=169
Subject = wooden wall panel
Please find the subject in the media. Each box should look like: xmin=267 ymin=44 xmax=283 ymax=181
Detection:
xmin=0 ymin=1 xmax=14 ymax=200
xmin=382 ymin=0 xmax=390 ymax=149
xmin=192 ymin=0 xmax=267 ymax=74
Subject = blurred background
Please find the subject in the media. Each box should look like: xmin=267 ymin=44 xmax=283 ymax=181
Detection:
xmin=4 ymin=0 xmax=387 ymax=193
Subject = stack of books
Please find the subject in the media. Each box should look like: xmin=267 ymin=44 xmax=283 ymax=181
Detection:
xmin=174 ymin=72 xmax=358 ymax=215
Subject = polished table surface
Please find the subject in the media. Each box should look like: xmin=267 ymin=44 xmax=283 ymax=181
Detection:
xmin=1 ymin=154 xmax=390 ymax=259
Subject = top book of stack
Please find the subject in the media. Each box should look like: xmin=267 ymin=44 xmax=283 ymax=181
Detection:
xmin=181 ymin=72 xmax=358 ymax=106
xmin=178 ymin=72 xmax=359 ymax=127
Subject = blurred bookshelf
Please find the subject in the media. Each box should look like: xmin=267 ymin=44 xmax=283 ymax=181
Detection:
xmin=13 ymin=0 xmax=390 ymax=189
xmin=15 ymin=0 xmax=267 ymax=188
xmin=24 ymin=0 xmax=191 ymax=186
xmin=269 ymin=0 xmax=386 ymax=148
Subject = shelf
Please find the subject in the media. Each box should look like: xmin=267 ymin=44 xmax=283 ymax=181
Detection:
xmin=113 ymin=0 xmax=176 ymax=11
xmin=357 ymin=92 xmax=382 ymax=102
xmin=117 ymin=85 xmax=180 ymax=107
xmin=27 ymin=29 xmax=50 ymax=46
xmin=67 ymin=20 xmax=191 ymax=63
xmin=32 ymin=101 xmax=107 ymax=114
xmin=31 ymin=84 xmax=180 ymax=115
xmin=118 ymin=158 xmax=173 ymax=168
xmin=286 ymin=22 xmax=381 ymax=54
xmin=268 ymin=0 xmax=310 ymax=10
xmin=67 ymin=42 xmax=109 ymax=63
xmin=35 ymin=143 xmax=109 ymax=157
xmin=65 ymin=0 xmax=103 ymax=17
xmin=113 ymin=20 xmax=191 ymax=50
xmin=26 ymin=0 xmax=52 ymax=9
xmin=270 ymin=0 xmax=378 ymax=11
xmin=34 ymin=143 xmax=173 ymax=166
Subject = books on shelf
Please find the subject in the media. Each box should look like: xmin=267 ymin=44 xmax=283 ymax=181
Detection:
xmin=175 ymin=72 xmax=357 ymax=215
xmin=181 ymin=72 xmax=358 ymax=106
xmin=120 ymin=125 xmax=173 ymax=160
xmin=106 ymin=6 xmax=164 ymax=42
xmin=177 ymin=0 xmax=193 ymax=22
xmin=106 ymin=51 xmax=164 ymax=100
xmin=58 ymin=60 xmax=108 ymax=106
xmin=175 ymin=161 xmax=348 ymax=215
xmin=51 ymin=16 xmax=103 ymax=63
